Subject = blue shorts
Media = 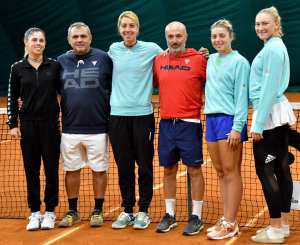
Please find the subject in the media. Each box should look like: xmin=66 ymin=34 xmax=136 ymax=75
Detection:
xmin=205 ymin=114 xmax=248 ymax=142
xmin=158 ymin=119 xmax=203 ymax=167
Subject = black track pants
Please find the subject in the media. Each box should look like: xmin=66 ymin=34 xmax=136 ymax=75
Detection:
xmin=20 ymin=120 xmax=60 ymax=212
xmin=109 ymin=114 xmax=155 ymax=212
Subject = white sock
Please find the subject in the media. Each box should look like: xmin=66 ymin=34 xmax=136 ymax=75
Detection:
xmin=267 ymin=226 xmax=284 ymax=239
xmin=192 ymin=200 xmax=203 ymax=219
xmin=165 ymin=199 xmax=175 ymax=217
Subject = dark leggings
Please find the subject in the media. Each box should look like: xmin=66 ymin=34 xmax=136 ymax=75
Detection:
xmin=253 ymin=124 xmax=292 ymax=218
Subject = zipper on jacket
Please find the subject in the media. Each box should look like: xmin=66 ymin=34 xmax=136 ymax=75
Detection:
xmin=36 ymin=70 xmax=39 ymax=87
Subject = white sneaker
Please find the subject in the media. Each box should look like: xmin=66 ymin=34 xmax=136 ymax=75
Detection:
xmin=256 ymin=225 xmax=290 ymax=238
xmin=251 ymin=226 xmax=284 ymax=243
xmin=41 ymin=212 xmax=56 ymax=230
xmin=281 ymin=224 xmax=290 ymax=238
xmin=26 ymin=212 xmax=41 ymax=231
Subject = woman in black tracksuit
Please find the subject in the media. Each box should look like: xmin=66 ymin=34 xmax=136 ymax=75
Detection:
xmin=7 ymin=27 xmax=60 ymax=231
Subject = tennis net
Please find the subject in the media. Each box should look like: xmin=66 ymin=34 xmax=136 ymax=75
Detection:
xmin=0 ymin=102 xmax=300 ymax=229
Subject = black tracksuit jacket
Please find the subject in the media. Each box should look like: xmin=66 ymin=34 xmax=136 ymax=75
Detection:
xmin=7 ymin=57 xmax=60 ymax=128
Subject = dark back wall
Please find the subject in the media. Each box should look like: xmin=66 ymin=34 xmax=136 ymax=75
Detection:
xmin=0 ymin=0 xmax=300 ymax=95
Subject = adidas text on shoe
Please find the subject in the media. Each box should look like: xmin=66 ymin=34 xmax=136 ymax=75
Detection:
xmin=251 ymin=227 xmax=284 ymax=243
xmin=26 ymin=212 xmax=42 ymax=231
xmin=182 ymin=215 xmax=204 ymax=236
xmin=207 ymin=220 xmax=239 ymax=240
xmin=156 ymin=213 xmax=177 ymax=233
xmin=58 ymin=210 xmax=80 ymax=227
xmin=90 ymin=209 xmax=104 ymax=227
xmin=41 ymin=212 xmax=56 ymax=230
xmin=133 ymin=212 xmax=151 ymax=229
xmin=112 ymin=212 xmax=134 ymax=229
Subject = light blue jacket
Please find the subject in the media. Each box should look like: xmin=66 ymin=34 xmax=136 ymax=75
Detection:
xmin=204 ymin=50 xmax=250 ymax=132
xmin=108 ymin=40 xmax=162 ymax=116
xmin=249 ymin=37 xmax=290 ymax=133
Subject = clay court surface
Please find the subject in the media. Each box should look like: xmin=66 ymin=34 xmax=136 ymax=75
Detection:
xmin=1 ymin=219 xmax=299 ymax=245
xmin=0 ymin=94 xmax=300 ymax=244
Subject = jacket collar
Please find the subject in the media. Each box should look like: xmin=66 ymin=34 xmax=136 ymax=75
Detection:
xmin=23 ymin=55 xmax=50 ymax=68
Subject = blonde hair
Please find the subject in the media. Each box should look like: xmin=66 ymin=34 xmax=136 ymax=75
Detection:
xmin=210 ymin=19 xmax=235 ymax=40
xmin=23 ymin=27 xmax=45 ymax=57
xmin=257 ymin=6 xmax=283 ymax=37
xmin=117 ymin=11 xmax=140 ymax=32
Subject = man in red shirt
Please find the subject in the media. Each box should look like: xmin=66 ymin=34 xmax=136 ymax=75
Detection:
xmin=154 ymin=21 xmax=207 ymax=236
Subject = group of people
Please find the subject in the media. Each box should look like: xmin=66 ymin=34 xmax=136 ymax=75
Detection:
xmin=7 ymin=6 xmax=297 ymax=244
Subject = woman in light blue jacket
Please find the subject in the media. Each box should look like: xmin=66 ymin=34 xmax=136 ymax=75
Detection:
xmin=108 ymin=11 xmax=162 ymax=230
xmin=250 ymin=6 xmax=296 ymax=244
xmin=204 ymin=19 xmax=249 ymax=240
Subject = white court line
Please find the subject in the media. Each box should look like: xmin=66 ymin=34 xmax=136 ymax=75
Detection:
xmin=244 ymin=206 xmax=268 ymax=228
xmin=42 ymin=158 xmax=211 ymax=245
xmin=103 ymin=207 xmax=121 ymax=216
xmin=153 ymin=183 xmax=164 ymax=190
xmin=225 ymin=236 xmax=240 ymax=245
xmin=42 ymin=225 xmax=84 ymax=245
xmin=0 ymin=140 xmax=12 ymax=144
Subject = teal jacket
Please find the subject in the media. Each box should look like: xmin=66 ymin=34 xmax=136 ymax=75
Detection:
xmin=108 ymin=40 xmax=162 ymax=116
xmin=249 ymin=37 xmax=290 ymax=133
xmin=204 ymin=50 xmax=249 ymax=132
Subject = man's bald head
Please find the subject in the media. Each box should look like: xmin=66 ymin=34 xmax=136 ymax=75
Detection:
xmin=165 ymin=21 xmax=187 ymax=36
xmin=165 ymin=21 xmax=187 ymax=53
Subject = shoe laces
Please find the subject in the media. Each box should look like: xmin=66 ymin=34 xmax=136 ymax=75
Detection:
xmin=220 ymin=219 xmax=236 ymax=231
xmin=136 ymin=212 xmax=149 ymax=222
xmin=163 ymin=213 xmax=174 ymax=221
xmin=29 ymin=212 xmax=41 ymax=220
xmin=119 ymin=212 xmax=134 ymax=221
xmin=64 ymin=211 xmax=77 ymax=222
xmin=44 ymin=212 xmax=55 ymax=220
xmin=188 ymin=215 xmax=200 ymax=223
xmin=213 ymin=216 xmax=225 ymax=226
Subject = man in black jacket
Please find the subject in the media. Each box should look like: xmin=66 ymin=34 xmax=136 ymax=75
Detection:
xmin=57 ymin=22 xmax=112 ymax=228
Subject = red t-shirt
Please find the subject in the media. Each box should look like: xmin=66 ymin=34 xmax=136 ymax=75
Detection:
xmin=153 ymin=48 xmax=207 ymax=119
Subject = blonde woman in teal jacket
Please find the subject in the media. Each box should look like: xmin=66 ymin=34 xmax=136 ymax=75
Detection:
xmin=250 ymin=6 xmax=296 ymax=244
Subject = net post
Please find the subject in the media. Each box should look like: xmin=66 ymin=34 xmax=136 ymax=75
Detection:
xmin=187 ymin=172 xmax=192 ymax=217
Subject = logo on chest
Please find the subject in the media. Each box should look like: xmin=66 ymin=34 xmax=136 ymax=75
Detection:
xmin=63 ymin=67 xmax=100 ymax=89
xmin=160 ymin=65 xmax=191 ymax=71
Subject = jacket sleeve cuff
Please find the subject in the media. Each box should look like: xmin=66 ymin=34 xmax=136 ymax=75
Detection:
xmin=251 ymin=122 xmax=264 ymax=134
xmin=232 ymin=121 xmax=244 ymax=133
